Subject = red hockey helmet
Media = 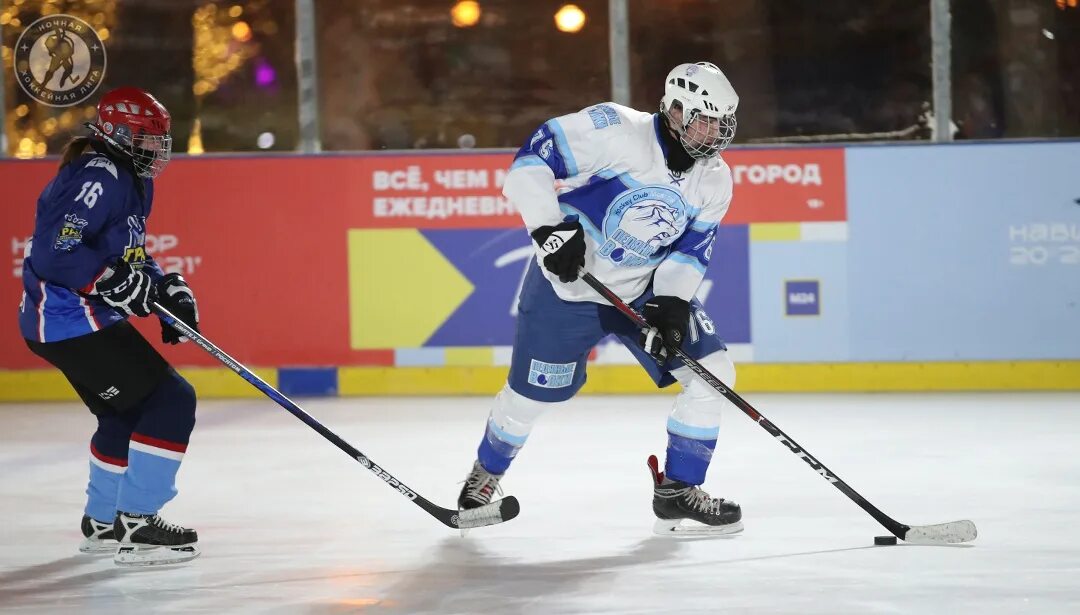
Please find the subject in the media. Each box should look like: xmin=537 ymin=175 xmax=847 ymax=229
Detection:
xmin=89 ymin=87 xmax=172 ymax=179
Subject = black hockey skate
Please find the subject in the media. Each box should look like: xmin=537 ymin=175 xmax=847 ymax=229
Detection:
xmin=458 ymin=461 xmax=504 ymax=511
xmin=648 ymin=455 xmax=743 ymax=537
xmin=113 ymin=511 xmax=200 ymax=566
xmin=79 ymin=515 xmax=117 ymax=554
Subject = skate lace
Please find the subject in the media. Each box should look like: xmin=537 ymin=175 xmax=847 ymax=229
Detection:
xmin=463 ymin=470 xmax=503 ymax=504
xmin=685 ymin=487 xmax=726 ymax=516
xmin=150 ymin=515 xmax=184 ymax=534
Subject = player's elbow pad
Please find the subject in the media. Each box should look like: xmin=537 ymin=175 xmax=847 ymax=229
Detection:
xmin=503 ymin=165 xmax=564 ymax=231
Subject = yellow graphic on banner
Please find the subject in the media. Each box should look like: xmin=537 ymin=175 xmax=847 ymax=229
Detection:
xmin=444 ymin=346 xmax=494 ymax=366
xmin=347 ymin=229 xmax=473 ymax=349
xmin=749 ymin=223 xmax=801 ymax=242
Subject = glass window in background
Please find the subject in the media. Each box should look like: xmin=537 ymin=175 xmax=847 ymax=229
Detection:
xmin=315 ymin=0 xmax=610 ymax=151
xmin=952 ymin=0 xmax=1079 ymax=139
xmin=629 ymin=0 xmax=933 ymax=144
xmin=1 ymin=0 xmax=298 ymax=157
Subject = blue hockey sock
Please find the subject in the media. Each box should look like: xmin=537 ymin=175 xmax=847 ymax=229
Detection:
xmin=85 ymin=413 xmax=135 ymax=522
xmin=664 ymin=417 xmax=719 ymax=485
xmin=476 ymin=419 xmax=527 ymax=475
xmin=115 ymin=370 xmax=197 ymax=514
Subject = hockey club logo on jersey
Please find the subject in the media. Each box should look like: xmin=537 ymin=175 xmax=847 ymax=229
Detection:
xmin=598 ymin=186 xmax=690 ymax=268
xmin=54 ymin=213 xmax=88 ymax=252
xmin=667 ymin=170 xmax=686 ymax=187
xmin=527 ymin=359 xmax=575 ymax=389
xmin=122 ymin=215 xmax=148 ymax=267
xmin=13 ymin=14 xmax=107 ymax=107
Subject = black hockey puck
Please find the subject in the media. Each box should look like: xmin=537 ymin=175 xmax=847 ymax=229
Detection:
xmin=874 ymin=535 xmax=898 ymax=545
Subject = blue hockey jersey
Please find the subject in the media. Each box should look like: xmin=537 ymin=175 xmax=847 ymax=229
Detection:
xmin=18 ymin=149 xmax=163 ymax=343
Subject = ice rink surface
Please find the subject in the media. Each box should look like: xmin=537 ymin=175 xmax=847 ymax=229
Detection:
xmin=1 ymin=392 xmax=1078 ymax=614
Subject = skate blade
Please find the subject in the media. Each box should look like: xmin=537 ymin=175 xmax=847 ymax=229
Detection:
xmin=653 ymin=518 xmax=744 ymax=538
xmin=114 ymin=542 xmax=201 ymax=567
xmin=78 ymin=538 xmax=118 ymax=554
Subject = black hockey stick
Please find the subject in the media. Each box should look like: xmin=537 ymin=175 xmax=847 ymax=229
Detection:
xmin=535 ymin=226 xmax=973 ymax=542
xmin=151 ymin=302 xmax=520 ymax=531
xmin=582 ymin=272 xmax=975 ymax=543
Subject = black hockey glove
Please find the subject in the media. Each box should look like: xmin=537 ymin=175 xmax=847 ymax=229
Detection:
xmin=530 ymin=216 xmax=586 ymax=283
xmin=94 ymin=259 xmax=156 ymax=318
xmin=639 ymin=296 xmax=690 ymax=361
xmin=156 ymin=273 xmax=200 ymax=344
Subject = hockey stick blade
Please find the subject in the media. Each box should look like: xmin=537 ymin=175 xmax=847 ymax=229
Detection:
xmin=153 ymin=302 xmax=521 ymax=532
xmin=454 ymin=497 xmax=522 ymax=530
xmin=901 ymin=520 xmax=977 ymax=544
xmin=352 ymin=452 xmax=520 ymax=529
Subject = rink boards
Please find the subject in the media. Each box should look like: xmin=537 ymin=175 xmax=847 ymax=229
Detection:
xmin=2 ymin=141 xmax=1078 ymax=398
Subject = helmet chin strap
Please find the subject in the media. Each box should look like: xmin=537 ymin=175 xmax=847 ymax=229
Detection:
xmin=659 ymin=112 xmax=696 ymax=174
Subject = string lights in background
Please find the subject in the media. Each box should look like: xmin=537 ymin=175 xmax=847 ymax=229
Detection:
xmin=189 ymin=2 xmax=265 ymax=153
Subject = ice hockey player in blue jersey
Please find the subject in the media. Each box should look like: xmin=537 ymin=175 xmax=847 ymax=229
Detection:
xmin=458 ymin=62 xmax=744 ymax=536
xmin=18 ymin=87 xmax=202 ymax=564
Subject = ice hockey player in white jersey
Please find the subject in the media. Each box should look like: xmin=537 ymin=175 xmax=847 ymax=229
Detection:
xmin=458 ymin=62 xmax=744 ymax=536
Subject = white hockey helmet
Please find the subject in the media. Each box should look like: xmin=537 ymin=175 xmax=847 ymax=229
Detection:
xmin=661 ymin=62 xmax=739 ymax=159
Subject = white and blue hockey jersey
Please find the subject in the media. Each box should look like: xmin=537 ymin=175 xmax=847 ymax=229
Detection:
xmin=504 ymin=102 xmax=733 ymax=304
